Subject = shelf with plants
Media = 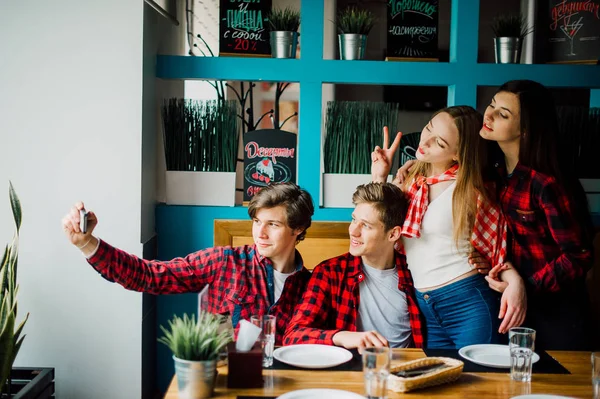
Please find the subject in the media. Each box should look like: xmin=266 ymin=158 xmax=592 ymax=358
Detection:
xmin=156 ymin=0 xmax=600 ymax=210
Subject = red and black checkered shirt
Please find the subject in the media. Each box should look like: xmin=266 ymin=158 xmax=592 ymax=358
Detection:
xmin=282 ymin=252 xmax=423 ymax=348
xmin=87 ymin=240 xmax=311 ymax=344
xmin=497 ymin=163 xmax=592 ymax=292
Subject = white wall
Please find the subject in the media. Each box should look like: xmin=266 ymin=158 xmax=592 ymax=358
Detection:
xmin=0 ymin=1 xmax=144 ymax=398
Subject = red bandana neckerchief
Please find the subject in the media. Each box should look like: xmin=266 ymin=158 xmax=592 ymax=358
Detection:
xmin=400 ymin=164 xmax=507 ymax=267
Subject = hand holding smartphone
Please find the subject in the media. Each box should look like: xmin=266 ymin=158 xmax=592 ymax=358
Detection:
xmin=79 ymin=209 xmax=88 ymax=233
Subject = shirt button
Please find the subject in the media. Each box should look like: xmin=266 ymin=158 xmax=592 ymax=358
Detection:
xmin=424 ymin=294 xmax=430 ymax=300
xmin=268 ymin=283 xmax=273 ymax=286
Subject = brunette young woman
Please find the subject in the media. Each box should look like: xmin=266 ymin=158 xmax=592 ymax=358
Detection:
xmin=480 ymin=80 xmax=594 ymax=350
xmin=372 ymin=106 xmax=526 ymax=349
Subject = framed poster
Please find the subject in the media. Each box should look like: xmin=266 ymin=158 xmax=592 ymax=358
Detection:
xmin=545 ymin=0 xmax=600 ymax=64
xmin=386 ymin=0 xmax=439 ymax=61
xmin=243 ymin=129 xmax=297 ymax=201
xmin=219 ymin=0 xmax=272 ymax=57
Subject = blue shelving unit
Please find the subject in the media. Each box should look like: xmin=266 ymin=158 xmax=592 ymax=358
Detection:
xmin=154 ymin=0 xmax=599 ymax=391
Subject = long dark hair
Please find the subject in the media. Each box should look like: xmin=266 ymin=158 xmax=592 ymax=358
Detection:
xmin=496 ymin=80 xmax=593 ymax=241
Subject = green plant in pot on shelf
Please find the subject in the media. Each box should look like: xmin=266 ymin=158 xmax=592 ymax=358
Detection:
xmin=491 ymin=13 xmax=533 ymax=64
xmin=336 ymin=7 xmax=376 ymax=60
xmin=267 ymin=7 xmax=301 ymax=59
xmin=0 ymin=182 xmax=29 ymax=397
xmin=159 ymin=312 xmax=232 ymax=399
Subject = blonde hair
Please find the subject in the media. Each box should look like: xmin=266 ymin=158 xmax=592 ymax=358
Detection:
xmin=352 ymin=182 xmax=408 ymax=231
xmin=403 ymin=106 xmax=488 ymax=246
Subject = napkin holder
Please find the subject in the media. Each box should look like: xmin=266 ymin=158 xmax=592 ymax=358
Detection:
xmin=227 ymin=342 xmax=263 ymax=388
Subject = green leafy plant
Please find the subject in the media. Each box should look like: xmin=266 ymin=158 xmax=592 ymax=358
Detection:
xmin=324 ymin=101 xmax=400 ymax=174
xmin=158 ymin=312 xmax=232 ymax=361
xmin=336 ymin=7 xmax=376 ymax=35
xmin=267 ymin=7 xmax=301 ymax=32
xmin=161 ymin=99 xmax=239 ymax=172
xmin=0 ymin=182 xmax=29 ymax=396
xmin=491 ymin=13 xmax=533 ymax=39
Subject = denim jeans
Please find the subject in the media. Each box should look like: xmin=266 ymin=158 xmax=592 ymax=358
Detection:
xmin=416 ymin=273 xmax=502 ymax=349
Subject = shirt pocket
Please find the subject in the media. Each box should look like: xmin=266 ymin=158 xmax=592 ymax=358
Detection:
xmin=508 ymin=208 xmax=545 ymax=237
xmin=227 ymin=290 xmax=257 ymax=328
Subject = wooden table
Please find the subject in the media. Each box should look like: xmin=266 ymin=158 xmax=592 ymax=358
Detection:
xmin=164 ymin=349 xmax=596 ymax=398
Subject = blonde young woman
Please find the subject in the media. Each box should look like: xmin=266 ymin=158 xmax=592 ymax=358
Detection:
xmin=371 ymin=105 xmax=526 ymax=349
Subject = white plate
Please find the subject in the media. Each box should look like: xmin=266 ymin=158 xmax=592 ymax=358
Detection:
xmin=511 ymin=395 xmax=575 ymax=399
xmin=277 ymin=389 xmax=365 ymax=399
xmin=458 ymin=344 xmax=540 ymax=368
xmin=273 ymin=344 xmax=353 ymax=369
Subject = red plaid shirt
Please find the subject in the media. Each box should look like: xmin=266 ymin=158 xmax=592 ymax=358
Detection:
xmin=402 ymin=164 xmax=507 ymax=266
xmin=497 ymin=163 xmax=592 ymax=292
xmin=282 ymin=252 xmax=423 ymax=348
xmin=87 ymin=240 xmax=311 ymax=344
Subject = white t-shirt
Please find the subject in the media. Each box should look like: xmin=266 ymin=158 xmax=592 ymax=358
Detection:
xmin=403 ymin=182 xmax=473 ymax=289
xmin=273 ymin=268 xmax=295 ymax=303
xmin=356 ymin=263 xmax=412 ymax=348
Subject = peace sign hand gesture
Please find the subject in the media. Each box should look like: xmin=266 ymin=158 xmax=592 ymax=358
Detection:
xmin=371 ymin=126 xmax=402 ymax=183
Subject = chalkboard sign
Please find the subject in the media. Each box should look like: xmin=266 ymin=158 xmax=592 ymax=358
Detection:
xmin=545 ymin=0 xmax=600 ymax=64
xmin=219 ymin=0 xmax=272 ymax=57
xmin=386 ymin=0 xmax=439 ymax=61
xmin=243 ymin=129 xmax=297 ymax=201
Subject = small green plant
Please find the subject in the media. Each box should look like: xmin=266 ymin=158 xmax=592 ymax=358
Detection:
xmin=267 ymin=7 xmax=301 ymax=32
xmin=491 ymin=13 xmax=533 ymax=39
xmin=336 ymin=7 xmax=376 ymax=35
xmin=0 ymin=182 xmax=29 ymax=396
xmin=161 ymin=99 xmax=239 ymax=172
xmin=158 ymin=312 xmax=232 ymax=361
xmin=324 ymin=101 xmax=400 ymax=174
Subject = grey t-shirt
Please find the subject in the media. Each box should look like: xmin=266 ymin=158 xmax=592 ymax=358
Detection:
xmin=357 ymin=263 xmax=412 ymax=348
xmin=273 ymin=269 xmax=295 ymax=304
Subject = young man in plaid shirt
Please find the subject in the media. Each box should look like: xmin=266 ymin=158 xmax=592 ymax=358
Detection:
xmin=62 ymin=183 xmax=314 ymax=344
xmin=283 ymin=182 xmax=423 ymax=349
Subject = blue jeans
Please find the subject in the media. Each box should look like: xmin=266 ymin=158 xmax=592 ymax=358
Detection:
xmin=416 ymin=273 xmax=502 ymax=349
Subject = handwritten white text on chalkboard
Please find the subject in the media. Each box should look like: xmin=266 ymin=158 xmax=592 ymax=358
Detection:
xmin=389 ymin=26 xmax=437 ymax=37
xmin=389 ymin=0 xmax=437 ymax=20
xmin=245 ymin=141 xmax=295 ymax=164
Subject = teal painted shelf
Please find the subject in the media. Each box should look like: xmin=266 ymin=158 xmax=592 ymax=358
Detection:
xmin=157 ymin=55 xmax=600 ymax=88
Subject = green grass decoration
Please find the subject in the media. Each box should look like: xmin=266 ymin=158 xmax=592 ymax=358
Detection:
xmin=267 ymin=7 xmax=301 ymax=32
xmin=491 ymin=13 xmax=533 ymax=39
xmin=158 ymin=312 xmax=232 ymax=361
xmin=337 ymin=7 xmax=376 ymax=35
xmin=324 ymin=101 xmax=400 ymax=174
xmin=162 ymin=99 xmax=239 ymax=172
xmin=0 ymin=182 xmax=29 ymax=396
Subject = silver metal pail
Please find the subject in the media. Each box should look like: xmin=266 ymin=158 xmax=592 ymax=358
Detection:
xmin=339 ymin=34 xmax=367 ymax=60
xmin=174 ymin=356 xmax=217 ymax=399
xmin=270 ymin=31 xmax=298 ymax=59
xmin=494 ymin=37 xmax=522 ymax=64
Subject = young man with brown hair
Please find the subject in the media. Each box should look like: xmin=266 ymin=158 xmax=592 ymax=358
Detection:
xmin=62 ymin=183 xmax=314 ymax=344
xmin=283 ymin=182 xmax=423 ymax=350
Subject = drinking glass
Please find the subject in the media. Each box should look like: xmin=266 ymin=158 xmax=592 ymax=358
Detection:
xmin=592 ymin=352 xmax=600 ymax=399
xmin=250 ymin=315 xmax=276 ymax=367
xmin=363 ymin=347 xmax=391 ymax=399
xmin=509 ymin=327 xmax=536 ymax=382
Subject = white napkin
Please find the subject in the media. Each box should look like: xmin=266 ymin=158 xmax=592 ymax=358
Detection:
xmin=236 ymin=319 xmax=261 ymax=352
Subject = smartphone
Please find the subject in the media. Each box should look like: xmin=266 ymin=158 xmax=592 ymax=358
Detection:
xmin=80 ymin=209 xmax=88 ymax=233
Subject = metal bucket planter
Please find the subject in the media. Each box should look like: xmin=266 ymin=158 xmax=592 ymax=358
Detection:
xmin=173 ymin=357 xmax=217 ymax=399
xmin=270 ymin=31 xmax=298 ymax=58
xmin=338 ymin=34 xmax=367 ymax=60
xmin=494 ymin=37 xmax=522 ymax=64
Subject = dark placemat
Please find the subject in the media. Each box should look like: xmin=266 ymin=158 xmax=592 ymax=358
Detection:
xmin=424 ymin=348 xmax=570 ymax=374
xmin=268 ymin=349 xmax=362 ymax=371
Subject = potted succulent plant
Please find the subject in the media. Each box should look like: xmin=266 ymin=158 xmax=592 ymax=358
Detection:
xmin=267 ymin=7 xmax=301 ymax=59
xmin=161 ymin=99 xmax=239 ymax=206
xmin=0 ymin=183 xmax=29 ymax=397
xmin=336 ymin=7 xmax=376 ymax=60
xmin=159 ymin=312 xmax=232 ymax=399
xmin=491 ymin=13 xmax=533 ymax=64
xmin=323 ymin=101 xmax=400 ymax=207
